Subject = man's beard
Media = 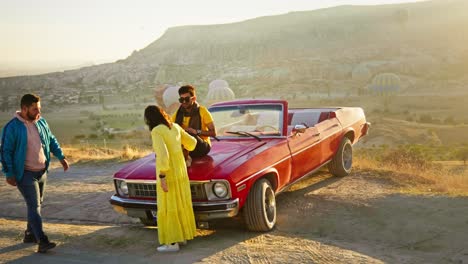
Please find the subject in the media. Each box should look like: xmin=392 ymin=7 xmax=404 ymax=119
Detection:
xmin=182 ymin=102 xmax=193 ymax=111
xmin=27 ymin=111 xmax=39 ymax=121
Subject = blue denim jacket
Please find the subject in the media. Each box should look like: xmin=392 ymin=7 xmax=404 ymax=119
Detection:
xmin=1 ymin=116 xmax=65 ymax=182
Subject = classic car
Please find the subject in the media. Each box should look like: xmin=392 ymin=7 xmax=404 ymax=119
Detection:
xmin=110 ymin=99 xmax=370 ymax=231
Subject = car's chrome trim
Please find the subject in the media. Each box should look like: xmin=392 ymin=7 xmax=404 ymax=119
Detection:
xmin=192 ymin=180 xmax=211 ymax=183
xmin=111 ymin=195 xmax=156 ymax=206
xmin=195 ymin=198 xmax=239 ymax=208
xmin=110 ymin=195 xmax=239 ymax=210
xmin=116 ymin=179 xmax=156 ymax=184
xmin=110 ymin=195 xmax=239 ymax=220
xmin=115 ymin=179 xmax=210 ymax=184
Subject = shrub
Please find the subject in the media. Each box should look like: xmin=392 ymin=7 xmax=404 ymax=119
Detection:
xmin=456 ymin=147 xmax=468 ymax=165
xmin=380 ymin=145 xmax=434 ymax=171
xmin=419 ymin=114 xmax=433 ymax=123
xmin=74 ymin=134 xmax=86 ymax=139
xmin=444 ymin=116 xmax=456 ymax=125
xmin=121 ymin=145 xmax=139 ymax=160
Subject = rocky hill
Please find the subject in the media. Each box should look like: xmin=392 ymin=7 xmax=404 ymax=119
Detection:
xmin=1 ymin=0 xmax=467 ymax=107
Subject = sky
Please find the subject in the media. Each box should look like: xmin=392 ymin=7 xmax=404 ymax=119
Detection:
xmin=0 ymin=0 xmax=424 ymax=76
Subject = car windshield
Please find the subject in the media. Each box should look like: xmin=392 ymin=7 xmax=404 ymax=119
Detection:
xmin=209 ymin=104 xmax=283 ymax=138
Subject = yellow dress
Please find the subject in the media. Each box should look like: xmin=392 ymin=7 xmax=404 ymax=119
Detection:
xmin=151 ymin=123 xmax=197 ymax=245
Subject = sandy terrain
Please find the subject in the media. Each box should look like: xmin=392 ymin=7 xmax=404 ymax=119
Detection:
xmin=1 ymin=162 xmax=468 ymax=264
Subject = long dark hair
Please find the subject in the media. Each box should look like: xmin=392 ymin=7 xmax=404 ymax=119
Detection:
xmin=144 ymin=105 xmax=172 ymax=131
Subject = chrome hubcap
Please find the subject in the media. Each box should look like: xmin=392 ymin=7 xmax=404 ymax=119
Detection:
xmin=265 ymin=187 xmax=276 ymax=223
xmin=343 ymin=144 xmax=352 ymax=170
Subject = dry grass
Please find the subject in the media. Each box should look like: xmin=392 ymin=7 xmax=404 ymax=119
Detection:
xmin=354 ymin=152 xmax=468 ymax=196
xmin=61 ymin=145 xmax=151 ymax=164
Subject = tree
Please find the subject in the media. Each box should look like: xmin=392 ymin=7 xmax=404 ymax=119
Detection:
xmin=0 ymin=96 xmax=8 ymax=112
xmin=99 ymin=91 xmax=104 ymax=105
xmin=456 ymin=147 xmax=468 ymax=166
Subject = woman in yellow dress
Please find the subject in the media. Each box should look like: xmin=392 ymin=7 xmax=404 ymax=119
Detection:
xmin=144 ymin=105 xmax=197 ymax=252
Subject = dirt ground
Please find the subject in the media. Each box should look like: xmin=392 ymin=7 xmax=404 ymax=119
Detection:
xmin=1 ymin=162 xmax=468 ymax=264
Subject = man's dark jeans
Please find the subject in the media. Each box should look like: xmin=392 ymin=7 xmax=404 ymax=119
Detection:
xmin=189 ymin=135 xmax=211 ymax=158
xmin=16 ymin=170 xmax=47 ymax=241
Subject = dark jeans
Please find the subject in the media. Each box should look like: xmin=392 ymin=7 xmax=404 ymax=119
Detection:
xmin=16 ymin=170 xmax=47 ymax=241
xmin=189 ymin=135 xmax=211 ymax=158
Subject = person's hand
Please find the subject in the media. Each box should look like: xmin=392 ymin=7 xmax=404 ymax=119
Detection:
xmin=6 ymin=177 xmax=17 ymax=186
xmin=60 ymin=159 xmax=69 ymax=172
xmin=160 ymin=178 xmax=168 ymax=192
xmin=185 ymin=127 xmax=196 ymax=135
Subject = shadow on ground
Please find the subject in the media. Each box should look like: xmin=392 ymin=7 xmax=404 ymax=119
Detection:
xmin=0 ymin=217 xmax=259 ymax=264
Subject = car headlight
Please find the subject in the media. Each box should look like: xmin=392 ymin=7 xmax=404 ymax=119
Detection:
xmin=212 ymin=181 xmax=228 ymax=198
xmin=117 ymin=180 xmax=129 ymax=196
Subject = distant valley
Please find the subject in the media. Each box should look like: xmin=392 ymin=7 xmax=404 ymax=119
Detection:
xmin=1 ymin=0 xmax=467 ymax=148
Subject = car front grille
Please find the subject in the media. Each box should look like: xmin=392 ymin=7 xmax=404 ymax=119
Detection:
xmin=128 ymin=183 xmax=156 ymax=198
xmin=127 ymin=182 xmax=207 ymax=200
xmin=190 ymin=184 xmax=207 ymax=200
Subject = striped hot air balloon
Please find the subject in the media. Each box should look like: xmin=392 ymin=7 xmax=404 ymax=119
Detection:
xmin=206 ymin=84 xmax=235 ymax=105
xmin=369 ymin=73 xmax=401 ymax=96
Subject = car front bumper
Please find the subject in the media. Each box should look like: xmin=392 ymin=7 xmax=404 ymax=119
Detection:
xmin=109 ymin=195 xmax=240 ymax=221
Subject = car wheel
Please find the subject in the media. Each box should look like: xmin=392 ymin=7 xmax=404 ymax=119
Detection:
xmin=244 ymin=178 xmax=276 ymax=232
xmin=328 ymin=137 xmax=353 ymax=177
xmin=139 ymin=217 xmax=157 ymax=226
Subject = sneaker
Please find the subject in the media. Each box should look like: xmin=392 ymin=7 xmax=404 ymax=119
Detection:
xmin=157 ymin=243 xmax=179 ymax=252
xmin=37 ymin=236 xmax=56 ymax=253
xmin=23 ymin=231 xmax=37 ymax=243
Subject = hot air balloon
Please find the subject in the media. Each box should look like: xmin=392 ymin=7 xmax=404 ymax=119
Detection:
xmin=208 ymin=79 xmax=229 ymax=91
xmin=206 ymin=85 xmax=235 ymax=106
xmin=205 ymin=80 xmax=235 ymax=105
xmin=162 ymin=85 xmax=181 ymax=114
xmin=369 ymin=73 xmax=401 ymax=96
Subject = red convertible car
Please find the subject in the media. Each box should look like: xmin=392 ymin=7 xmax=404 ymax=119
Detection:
xmin=110 ymin=99 xmax=370 ymax=231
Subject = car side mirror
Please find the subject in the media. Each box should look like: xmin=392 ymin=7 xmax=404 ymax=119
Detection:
xmin=292 ymin=124 xmax=307 ymax=134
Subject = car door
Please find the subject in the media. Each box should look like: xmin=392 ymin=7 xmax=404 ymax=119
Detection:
xmin=287 ymin=124 xmax=322 ymax=181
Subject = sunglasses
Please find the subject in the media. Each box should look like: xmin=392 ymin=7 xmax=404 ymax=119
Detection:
xmin=178 ymin=96 xmax=193 ymax=103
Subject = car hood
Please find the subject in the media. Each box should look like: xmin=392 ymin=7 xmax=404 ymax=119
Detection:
xmin=113 ymin=140 xmax=267 ymax=181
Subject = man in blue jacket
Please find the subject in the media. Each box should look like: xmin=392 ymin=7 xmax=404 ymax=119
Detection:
xmin=1 ymin=94 xmax=69 ymax=253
